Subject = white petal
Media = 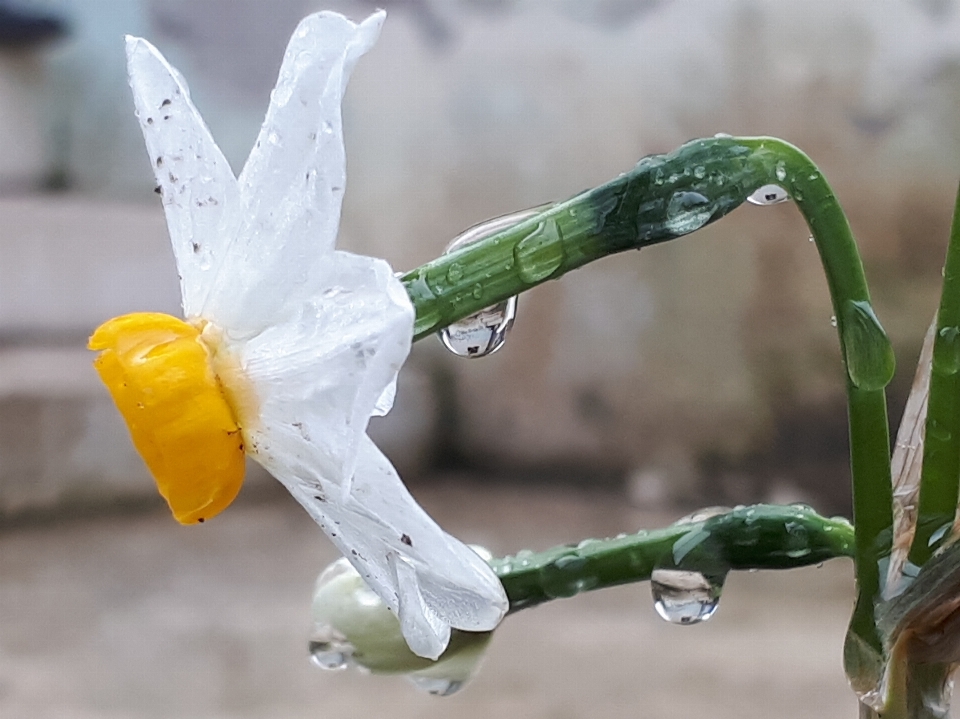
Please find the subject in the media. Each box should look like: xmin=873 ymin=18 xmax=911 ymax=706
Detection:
xmin=204 ymin=11 xmax=385 ymax=334
xmin=263 ymin=434 xmax=508 ymax=659
xmin=233 ymin=251 xmax=412 ymax=484
xmin=372 ymin=379 xmax=397 ymax=417
xmin=125 ymin=36 xmax=241 ymax=319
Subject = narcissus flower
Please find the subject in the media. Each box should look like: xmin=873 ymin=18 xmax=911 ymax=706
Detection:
xmin=89 ymin=10 xmax=506 ymax=659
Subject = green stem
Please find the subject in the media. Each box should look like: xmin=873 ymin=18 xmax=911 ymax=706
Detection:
xmin=909 ymin=180 xmax=960 ymax=565
xmin=492 ymin=504 xmax=854 ymax=613
xmin=402 ymin=136 xmax=781 ymax=339
xmin=402 ymin=136 xmax=893 ymax=648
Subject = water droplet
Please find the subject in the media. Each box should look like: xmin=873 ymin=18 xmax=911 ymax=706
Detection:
xmin=553 ymin=554 xmax=587 ymax=572
xmin=267 ymin=131 xmax=280 ymax=145
xmin=650 ymin=569 xmax=723 ymax=625
xmin=830 ymin=315 xmax=838 ymax=327
xmin=808 ymin=235 xmax=815 ymax=243
xmin=309 ymin=557 xmax=359 ymax=670
xmin=929 ymin=420 xmax=951 ymax=443
xmin=446 ymin=262 xmax=464 ymax=283
xmin=439 ymin=208 xmax=539 ymax=358
xmin=673 ymin=506 xmax=731 ymax=525
xmin=408 ymin=675 xmax=464 ymax=696
xmin=664 ymin=191 xmax=713 ymax=234
xmin=514 ymin=219 xmax=565 ymax=284
xmin=693 ymin=165 xmax=706 ymax=179
xmin=713 ymin=132 xmax=733 ymax=139
xmin=775 ymin=161 xmax=787 ymax=182
xmin=308 ymin=639 xmax=353 ymax=670
xmin=936 ymin=326 xmax=960 ymax=375
xmin=747 ymin=184 xmax=789 ymax=205
xmin=440 ymin=301 xmax=516 ymax=358
xmin=840 ymin=300 xmax=896 ymax=390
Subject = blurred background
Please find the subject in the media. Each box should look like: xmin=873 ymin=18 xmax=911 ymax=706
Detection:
xmin=2 ymin=0 xmax=959 ymax=716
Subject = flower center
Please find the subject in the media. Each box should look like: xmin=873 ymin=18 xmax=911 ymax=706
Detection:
xmin=88 ymin=312 xmax=246 ymax=525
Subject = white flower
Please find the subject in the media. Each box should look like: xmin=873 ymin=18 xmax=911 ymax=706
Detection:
xmin=90 ymin=10 xmax=507 ymax=660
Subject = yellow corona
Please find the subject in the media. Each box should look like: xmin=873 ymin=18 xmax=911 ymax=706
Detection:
xmin=89 ymin=312 xmax=246 ymax=525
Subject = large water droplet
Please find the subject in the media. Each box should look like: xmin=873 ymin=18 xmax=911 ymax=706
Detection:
xmin=514 ymin=219 xmax=565 ymax=284
xmin=936 ymin=325 xmax=960 ymax=375
xmin=841 ymin=300 xmax=896 ymax=390
xmin=650 ymin=568 xmax=723 ymax=625
xmin=747 ymin=184 xmax=789 ymax=205
xmin=438 ymin=208 xmax=539 ymax=358
xmin=664 ymin=191 xmax=713 ymax=234
xmin=408 ymin=675 xmax=464 ymax=696
xmin=440 ymin=304 xmax=516 ymax=359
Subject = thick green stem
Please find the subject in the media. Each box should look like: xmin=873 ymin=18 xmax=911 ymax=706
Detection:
xmin=402 ymin=136 xmax=893 ymax=649
xmin=402 ymin=136 xmax=779 ymax=339
xmin=909 ymin=181 xmax=960 ymax=565
xmin=490 ymin=504 xmax=854 ymax=613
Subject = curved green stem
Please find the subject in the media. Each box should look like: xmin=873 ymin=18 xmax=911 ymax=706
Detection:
xmin=491 ymin=504 xmax=853 ymax=613
xmin=401 ymin=136 xmax=893 ymax=651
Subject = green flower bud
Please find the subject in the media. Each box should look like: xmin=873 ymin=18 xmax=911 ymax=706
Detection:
xmin=310 ymin=556 xmax=494 ymax=695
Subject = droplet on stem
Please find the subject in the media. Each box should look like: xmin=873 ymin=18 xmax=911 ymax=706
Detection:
xmin=650 ymin=568 xmax=724 ymax=625
xmin=747 ymin=184 xmax=789 ymax=206
xmin=664 ymin=191 xmax=713 ymax=234
xmin=439 ymin=208 xmax=540 ymax=358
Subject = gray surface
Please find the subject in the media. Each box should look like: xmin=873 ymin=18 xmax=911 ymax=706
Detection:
xmin=1 ymin=481 xmax=859 ymax=718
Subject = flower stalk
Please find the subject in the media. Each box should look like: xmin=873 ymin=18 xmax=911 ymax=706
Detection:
xmin=492 ymin=503 xmax=854 ymax=613
xmin=402 ymin=137 xmax=893 ymax=657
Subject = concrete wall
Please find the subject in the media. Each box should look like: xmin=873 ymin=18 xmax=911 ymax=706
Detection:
xmin=3 ymin=0 xmax=960 ymax=516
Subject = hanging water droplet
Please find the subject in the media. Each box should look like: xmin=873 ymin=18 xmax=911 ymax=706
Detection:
xmin=775 ymin=161 xmax=787 ymax=182
xmin=408 ymin=675 xmax=464 ymax=696
xmin=514 ymin=219 xmax=565 ymax=284
xmin=440 ymin=304 xmax=517 ymax=359
xmin=830 ymin=315 xmax=838 ymax=327
xmin=308 ymin=638 xmax=354 ymax=670
xmin=650 ymin=568 xmax=723 ymax=625
xmin=439 ymin=208 xmax=540 ymax=358
xmin=747 ymin=184 xmax=789 ymax=205
xmin=664 ymin=191 xmax=713 ymax=234
xmin=841 ymin=299 xmax=896 ymax=390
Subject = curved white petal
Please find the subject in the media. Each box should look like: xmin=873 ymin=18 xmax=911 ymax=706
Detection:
xmin=232 ymin=251 xmax=411 ymax=484
xmin=265 ymin=434 xmax=508 ymax=659
xmin=125 ymin=36 xmax=241 ymax=319
xmin=204 ymin=11 xmax=385 ymax=335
